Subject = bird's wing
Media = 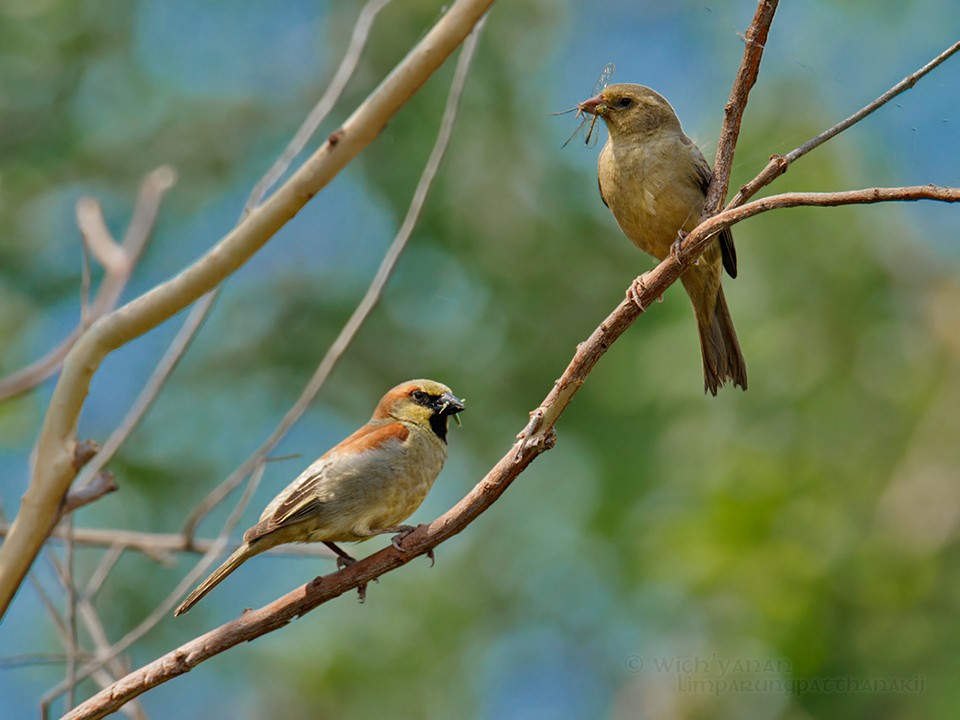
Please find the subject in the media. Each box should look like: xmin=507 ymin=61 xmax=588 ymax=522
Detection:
xmin=689 ymin=140 xmax=738 ymax=279
xmin=244 ymin=421 xmax=411 ymax=542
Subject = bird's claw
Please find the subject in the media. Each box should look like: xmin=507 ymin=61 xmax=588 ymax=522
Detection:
xmin=671 ymin=230 xmax=688 ymax=264
xmin=390 ymin=525 xmax=417 ymax=551
xmin=390 ymin=526 xmax=435 ymax=566
xmin=330 ymin=552 xmax=366 ymax=602
xmin=627 ymin=274 xmax=650 ymax=311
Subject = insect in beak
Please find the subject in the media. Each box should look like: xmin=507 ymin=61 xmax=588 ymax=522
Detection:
xmin=583 ymin=112 xmax=600 ymax=146
xmin=451 ymin=399 xmax=465 ymax=426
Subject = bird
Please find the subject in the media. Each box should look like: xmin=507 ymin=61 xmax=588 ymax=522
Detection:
xmin=174 ymin=379 xmax=465 ymax=615
xmin=577 ymin=83 xmax=747 ymax=395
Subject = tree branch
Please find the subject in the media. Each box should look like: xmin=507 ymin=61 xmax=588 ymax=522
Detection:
xmin=58 ymin=473 xmax=118 ymax=520
xmin=0 ymin=0 xmax=496 ymax=621
xmin=244 ymin=0 xmax=395 ymax=213
xmin=0 ymin=523 xmax=335 ymax=562
xmin=730 ymin=39 xmax=960 ymax=208
xmin=62 ymin=181 xmax=958 ymax=720
xmin=704 ymin=0 xmax=778 ymax=215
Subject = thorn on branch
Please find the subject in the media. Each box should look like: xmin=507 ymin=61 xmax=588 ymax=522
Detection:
xmin=328 ymin=129 xmax=344 ymax=147
xmin=72 ymin=439 xmax=100 ymax=471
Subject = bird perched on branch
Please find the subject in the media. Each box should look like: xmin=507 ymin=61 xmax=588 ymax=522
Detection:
xmin=175 ymin=379 xmax=465 ymax=615
xmin=577 ymin=83 xmax=747 ymax=395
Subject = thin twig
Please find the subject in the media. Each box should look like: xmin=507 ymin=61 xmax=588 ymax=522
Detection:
xmin=78 ymin=198 xmax=125 ymax=274
xmin=84 ymin=545 xmax=124 ymax=600
xmin=79 ymin=235 xmax=92 ymax=329
xmin=28 ymin=573 xmax=68 ymax=638
xmin=183 ymin=13 xmax=487 ymax=543
xmin=64 ymin=517 xmax=78 ymax=712
xmin=704 ymin=0 xmax=779 ymax=216
xmin=0 ymin=654 xmax=89 ymax=669
xmin=0 ymin=523 xmax=335 ymax=561
xmin=59 ymin=473 xmax=118 ymax=520
xmin=730 ymin=39 xmax=960 ymax=208
xmin=244 ymin=0 xmax=394 ymax=213
xmin=0 ymin=168 xmax=175 ymax=402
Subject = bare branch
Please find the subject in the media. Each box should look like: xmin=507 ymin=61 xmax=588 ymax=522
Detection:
xmin=0 ymin=0 xmax=495 ymax=621
xmin=704 ymin=0 xmax=779 ymax=215
xmin=731 ymin=39 xmax=960 ymax=207
xmin=0 ymin=522 xmax=335 ymax=561
xmin=244 ymin=0 xmax=394 ymax=213
xmin=79 ymin=232 xmax=93 ymax=329
xmin=58 ymin=473 xmax=118 ymax=520
xmin=84 ymin=545 xmax=124 ymax=599
xmin=0 ymin=167 xmax=175 ymax=402
xmin=64 ymin=520 xmax=79 ymax=711
xmin=0 ymin=654 xmax=89 ymax=669
xmin=28 ymin=573 xmax=68 ymax=638
xmin=77 ymin=199 xmax=125 ymax=274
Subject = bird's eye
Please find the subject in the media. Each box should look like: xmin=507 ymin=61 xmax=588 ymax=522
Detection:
xmin=617 ymin=97 xmax=634 ymax=108
xmin=412 ymin=390 xmax=429 ymax=404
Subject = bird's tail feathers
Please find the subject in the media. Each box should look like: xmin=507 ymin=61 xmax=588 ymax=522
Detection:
xmin=174 ymin=543 xmax=257 ymax=616
xmin=697 ymin=287 xmax=748 ymax=396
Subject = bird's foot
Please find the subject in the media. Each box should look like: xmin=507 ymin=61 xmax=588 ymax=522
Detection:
xmin=627 ymin=274 xmax=653 ymax=311
xmin=324 ymin=540 xmax=357 ymax=570
xmin=389 ymin=525 xmax=435 ymax=566
xmin=671 ymin=230 xmax=689 ymax=264
xmin=385 ymin=525 xmax=416 ymax=550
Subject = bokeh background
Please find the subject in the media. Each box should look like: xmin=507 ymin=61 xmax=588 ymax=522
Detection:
xmin=2 ymin=0 xmax=960 ymax=718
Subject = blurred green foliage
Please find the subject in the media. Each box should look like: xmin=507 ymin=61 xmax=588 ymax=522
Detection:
xmin=2 ymin=1 xmax=960 ymax=719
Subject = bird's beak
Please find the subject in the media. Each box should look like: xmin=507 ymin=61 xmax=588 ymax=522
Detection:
xmin=435 ymin=392 xmax=465 ymax=417
xmin=578 ymin=94 xmax=606 ymax=117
